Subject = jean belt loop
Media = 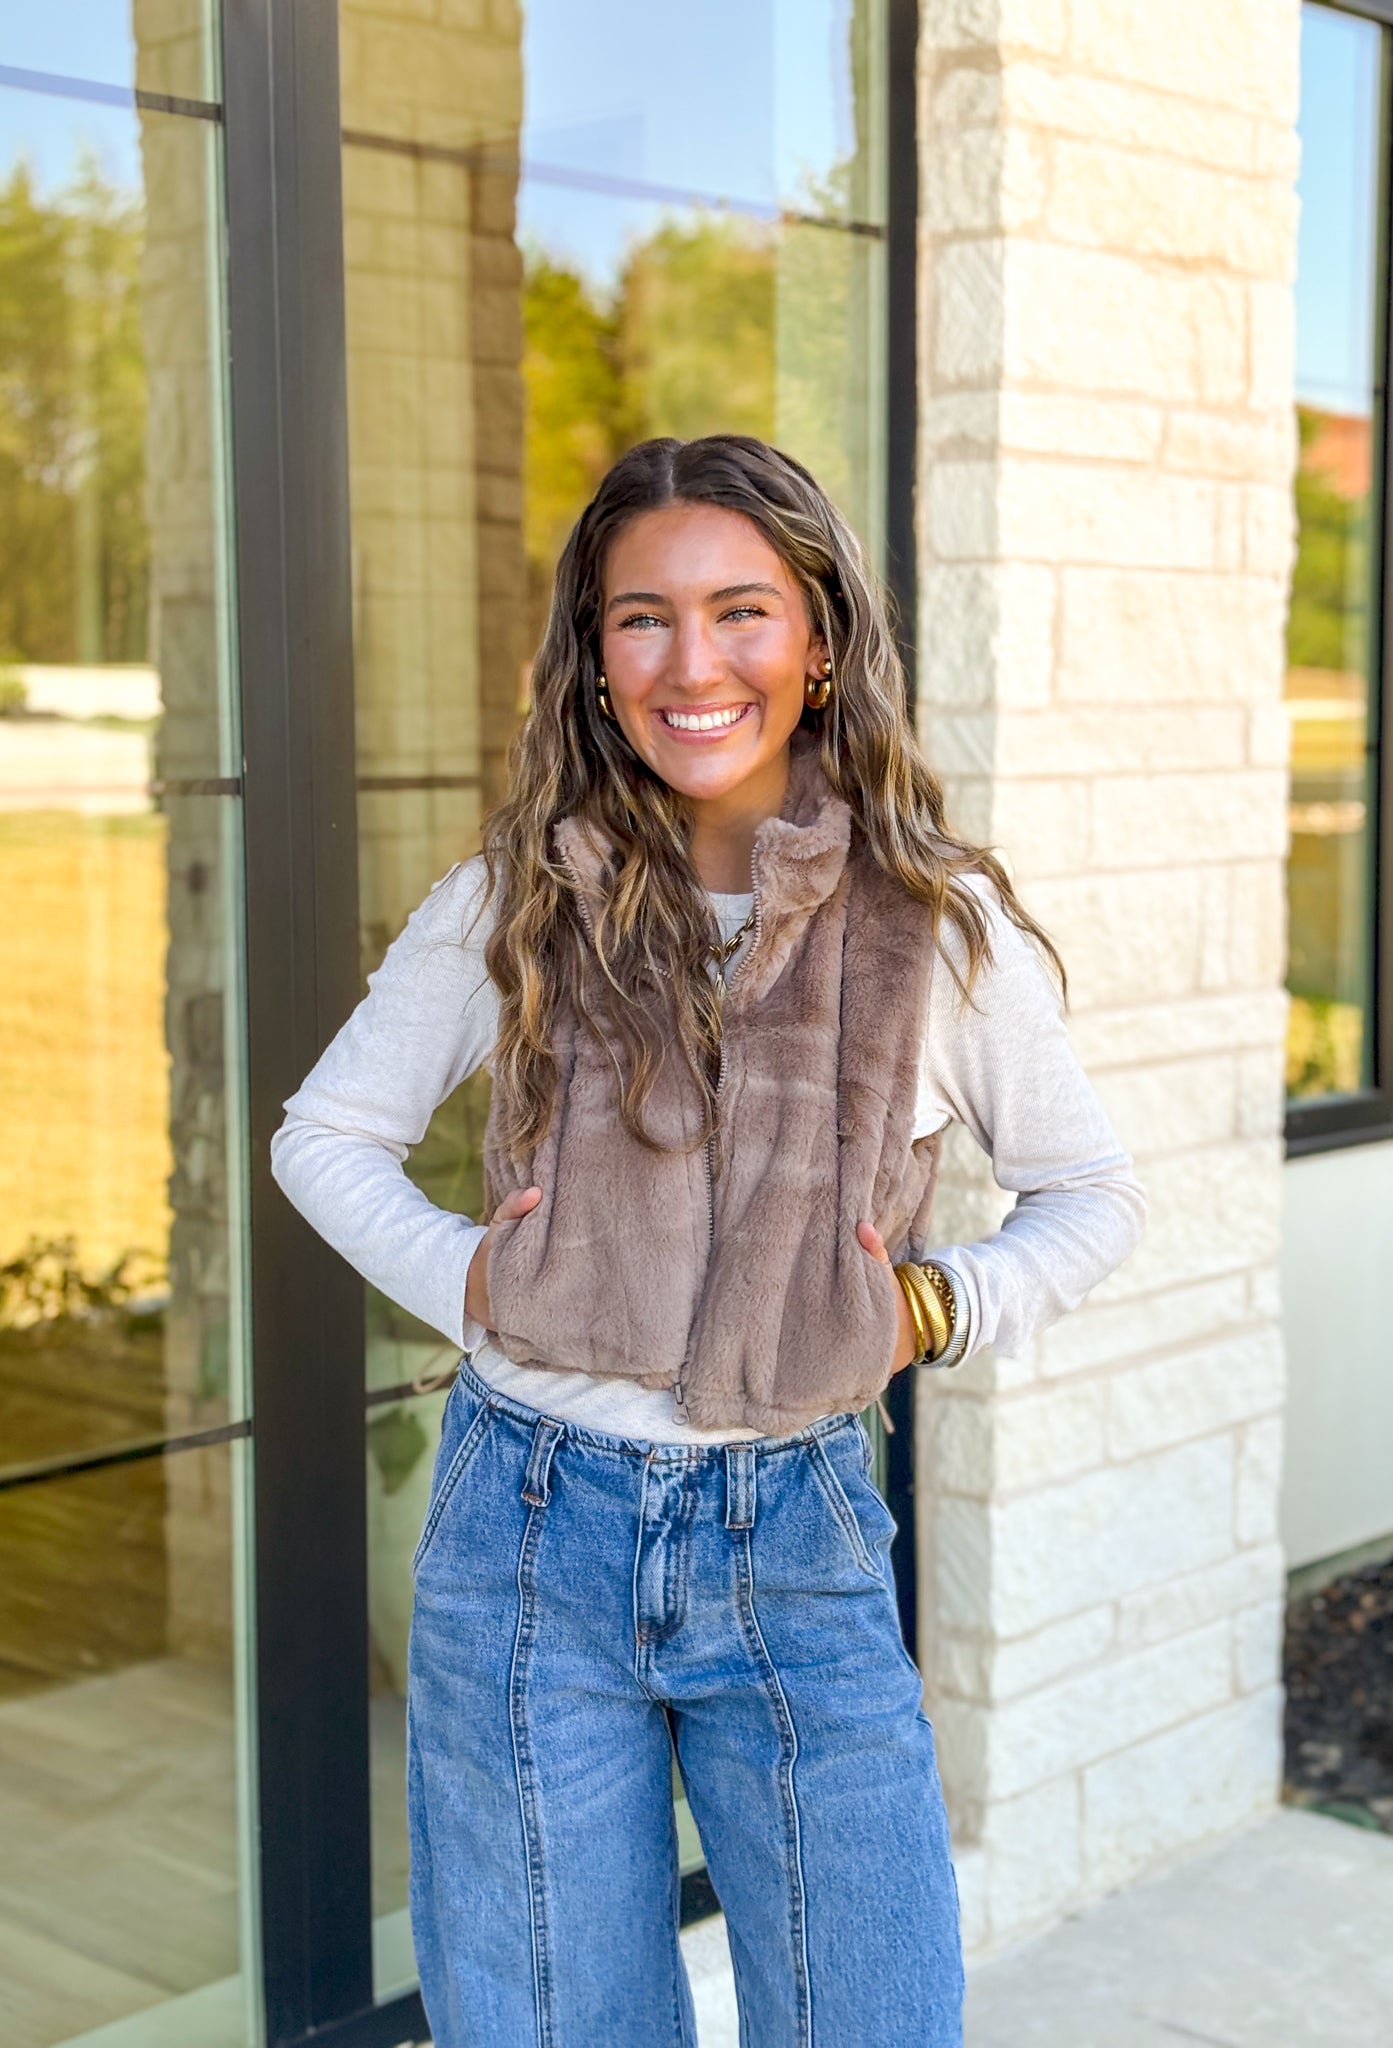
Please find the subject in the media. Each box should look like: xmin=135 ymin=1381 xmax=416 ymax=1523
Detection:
xmin=724 ymin=1443 xmax=756 ymax=1531
xmin=521 ymin=1418 xmax=563 ymax=1508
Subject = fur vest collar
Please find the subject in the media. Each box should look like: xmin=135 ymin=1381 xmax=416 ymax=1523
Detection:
xmin=481 ymin=730 xmax=943 ymax=1432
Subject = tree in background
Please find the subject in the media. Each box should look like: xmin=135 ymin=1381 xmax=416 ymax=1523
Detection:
xmin=521 ymin=250 xmax=626 ymax=645
xmin=0 ymin=159 xmax=148 ymax=667
xmin=618 ymin=215 xmax=775 ymax=447
xmin=1286 ymin=401 xmax=1370 ymax=677
xmin=522 ymin=213 xmax=779 ymax=657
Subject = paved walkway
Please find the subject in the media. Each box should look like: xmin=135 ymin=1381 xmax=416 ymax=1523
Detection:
xmin=678 ymin=1807 xmax=1393 ymax=2046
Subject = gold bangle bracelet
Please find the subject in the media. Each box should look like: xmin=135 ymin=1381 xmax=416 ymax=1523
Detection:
xmin=894 ymin=1261 xmax=947 ymax=1362
xmin=905 ymin=1265 xmax=950 ymax=1357
xmin=893 ymin=1262 xmax=930 ymax=1359
xmin=920 ymin=1260 xmax=957 ymax=1348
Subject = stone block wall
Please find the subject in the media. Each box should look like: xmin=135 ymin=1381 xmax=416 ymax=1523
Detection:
xmin=913 ymin=0 xmax=1302 ymax=1954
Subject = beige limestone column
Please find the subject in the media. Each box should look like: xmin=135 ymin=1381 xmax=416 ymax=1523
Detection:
xmin=914 ymin=0 xmax=1301 ymax=1955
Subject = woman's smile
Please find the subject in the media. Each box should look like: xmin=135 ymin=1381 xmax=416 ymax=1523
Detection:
xmin=654 ymin=701 xmax=756 ymax=739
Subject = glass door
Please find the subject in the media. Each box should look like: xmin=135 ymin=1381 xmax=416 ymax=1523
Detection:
xmin=332 ymin=0 xmax=895 ymax=1998
xmin=0 ymin=7 xmax=258 ymax=2044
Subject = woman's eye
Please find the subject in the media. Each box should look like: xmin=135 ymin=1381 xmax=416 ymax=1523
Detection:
xmin=618 ymin=611 xmax=664 ymax=631
xmin=721 ymin=605 xmax=766 ymax=623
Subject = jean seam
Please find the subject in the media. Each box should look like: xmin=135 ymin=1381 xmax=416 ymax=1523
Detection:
xmin=508 ymin=1504 xmax=554 ymax=2048
xmin=411 ymin=1399 xmax=491 ymax=1577
xmin=735 ymin=1528 xmax=813 ymax=2047
xmin=807 ymin=1436 xmax=879 ymax=1578
xmin=631 ymin=1458 xmax=662 ymax=1700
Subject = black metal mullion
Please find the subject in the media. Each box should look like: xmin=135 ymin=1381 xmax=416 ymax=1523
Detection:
xmin=0 ymin=1420 xmax=251 ymax=1495
xmin=280 ymin=1989 xmax=428 ymax=2048
xmin=1377 ymin=22 xmax=1393 ymax=1133
xmin=222 ymin=1 xmax=371 ymax=2040
xmin=0 ymin=60 xmax=221 ymax=118
xmin=885 ymin=0 xmax=919 ymax=713
xmin=1331 ymin=0 xmax=1393 ymax=27
xmin=884 ymin=0 xmax=921 ymax=1658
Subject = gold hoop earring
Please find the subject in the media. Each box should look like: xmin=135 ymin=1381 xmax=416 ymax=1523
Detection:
xmin=596 ymin=672 xmax=616 ymax=721
xmin=804 ymin=660 xmax=833 ymax=711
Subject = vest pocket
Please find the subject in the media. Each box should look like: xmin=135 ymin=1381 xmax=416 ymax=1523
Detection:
xmin=411 ymin=1382 xmax=492 ymax=1577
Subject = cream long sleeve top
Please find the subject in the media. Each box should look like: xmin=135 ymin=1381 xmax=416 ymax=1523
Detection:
xmin=270 ymin=854 xmax=1146 ymax=1444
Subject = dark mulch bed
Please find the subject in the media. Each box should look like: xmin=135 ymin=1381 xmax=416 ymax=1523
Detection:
xmin=1283 ymin=1553 xmax=1393 ymax=1833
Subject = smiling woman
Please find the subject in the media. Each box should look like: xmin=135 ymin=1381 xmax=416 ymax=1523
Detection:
xmin=331 ymin=0 xmax=901 ymax=2001
xmin=271 ymin=429 xmax=1146 ymax=2048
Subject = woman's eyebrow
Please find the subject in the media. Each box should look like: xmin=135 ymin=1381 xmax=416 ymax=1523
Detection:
xmin=605 ymin=580 xmax=783 ymax=613
xmin=707 ymin=581 xmax=782 ymax=603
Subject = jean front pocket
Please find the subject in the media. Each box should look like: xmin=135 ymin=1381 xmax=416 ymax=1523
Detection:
xmin=808 ymin=1430 xmax=896 ymax=1580
xmin=411 ymin=1378 xmax=492 ymax=1578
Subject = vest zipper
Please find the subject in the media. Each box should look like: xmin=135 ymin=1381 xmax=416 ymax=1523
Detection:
xmin=675 ymin=844 xmax=764 ymax=1411
xmin=555 ymin=841 xmax=598 ymax=947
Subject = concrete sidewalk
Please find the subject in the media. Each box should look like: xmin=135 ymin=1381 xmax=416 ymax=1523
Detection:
xmin=678 ymin=1807 xmax=1393 ymax=2046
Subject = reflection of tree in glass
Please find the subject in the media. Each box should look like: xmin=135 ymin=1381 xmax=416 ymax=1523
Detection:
xmin=1286 ymin=996 xmax=1365 ymax=1102
xmin=1287 ymin=403 xmax=1369 ymax=676
xmin=522 ymin=251 xmax=626 ymax=633
xmin=1284 ymin=403 xmax=1374 ymax=1101
xmin=620 ymin=217 xmax=775 ymax=447
xmin=0 ymin=1238 xmax=170 ymax=1489
xmin=523 ymin=212 xmax=777 ymax=635
xmin=521 ymin=170 xmax=868 ymax=662
xmin=0 ymin=161 xmax=148 ymax=667
xmin=0 ymin=1235 xmax=164 ymax=1330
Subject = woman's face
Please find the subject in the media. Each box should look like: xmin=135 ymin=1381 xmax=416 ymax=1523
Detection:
xmin=598 ymin=502 xmax=827 ymax=808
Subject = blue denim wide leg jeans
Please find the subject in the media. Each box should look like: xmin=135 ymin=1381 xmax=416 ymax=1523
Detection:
xmin=407 ymin=1361 xmax=964 ymax=2048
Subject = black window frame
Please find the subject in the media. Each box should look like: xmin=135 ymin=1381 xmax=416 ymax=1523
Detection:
xmin=1286 ymin=0 xmax=1393 ymax=1159
xmin=220 ymin=1 xmax=924 ymax=2044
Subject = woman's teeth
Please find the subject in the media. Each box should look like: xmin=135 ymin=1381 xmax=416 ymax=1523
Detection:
xmin=660 ymin=705 xmax=750 ymax=732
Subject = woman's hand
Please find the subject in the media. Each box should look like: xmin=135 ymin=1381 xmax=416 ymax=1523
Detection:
xmin=856 ymin=1219 xmax=919 ymax=1374
xmin=464 ymin=1185 xmax=542 ymax=1331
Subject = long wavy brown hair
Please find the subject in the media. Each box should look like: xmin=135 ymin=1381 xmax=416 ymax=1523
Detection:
xmin=479 ymin=434 xmax=1063 ymax=1161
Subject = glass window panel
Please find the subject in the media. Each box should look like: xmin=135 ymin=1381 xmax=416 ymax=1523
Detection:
xmin=0 ymin=1442 xmax=254 ymax=2046
xmin=521 ymin=0 xmax=884 ymax=225
xmin=0 ymin=97 xmax=247 ymax=1479
xmin=340 ymin=0 xmax=890 ymax=1991
xmin=0 ymin=2 xmax=218 ymax=105
xmin=339 ymin=0 xmax=882 ymax=224
xmin=365 ymin=1385 xmax=446 ymax=1996
xmin=519 ymin=189 xmax=886 ymax=560
xmin=1286 ymin=3 xmax=1384 ymax=1103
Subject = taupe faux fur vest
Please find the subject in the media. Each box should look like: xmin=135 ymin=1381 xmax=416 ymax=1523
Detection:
xmin=480 ymin=730 xmax=943 ymax=1432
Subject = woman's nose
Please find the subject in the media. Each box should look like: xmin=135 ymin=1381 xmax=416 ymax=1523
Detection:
xmin=669 ymin=618 xmax=725 ymax=691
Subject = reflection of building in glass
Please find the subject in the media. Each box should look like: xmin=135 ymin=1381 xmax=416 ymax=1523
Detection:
xmin=0 ymin=8 xmax=247 ymax=2038
xmin=140 ymin=101 xmax=238 ymax=1669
